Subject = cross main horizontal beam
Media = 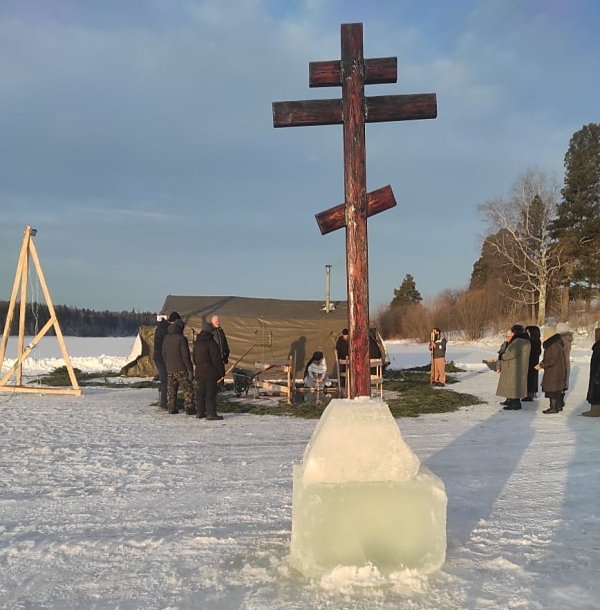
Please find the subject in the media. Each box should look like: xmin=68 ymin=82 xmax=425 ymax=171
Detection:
xmin=366 ymin=94 xmax=437 ymax=122
xmin=315 ymin=185 xmax=397 ymax=235
xmin=272 ymin=93 xmax=436 ymax=128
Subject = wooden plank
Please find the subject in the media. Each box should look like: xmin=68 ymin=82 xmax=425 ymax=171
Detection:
xmin=315 ymin=184 xmax=396 ymax=235
xmin=309 ymin=57 xmax=397 ymax=88
xmin=366 ymin=93 xmax=437 ymax=123
xmin=0 ymin=227 xmax=30 ymax=365
xmin=273 ymin=93 xmax=436 ymax=128
xmin=17 ymin=237 xmax=29 ymax=386
xmin=272 ymin=99 xmax=342 ymax=127
xmin=0 ymin=386 xmax=82 ymax=396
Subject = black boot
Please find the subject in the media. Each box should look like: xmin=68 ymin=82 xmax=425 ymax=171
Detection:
xmin=503 ymin=399 xmax=521 ymax=410
xmin=543 ymin=406 xmax=560 ymax=414
xmin=543 ymin=397 xmax=561 ymax=414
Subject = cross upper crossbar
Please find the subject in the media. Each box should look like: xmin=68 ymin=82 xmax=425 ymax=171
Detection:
xmin=272 ymin=22 xmax=437 ymax=398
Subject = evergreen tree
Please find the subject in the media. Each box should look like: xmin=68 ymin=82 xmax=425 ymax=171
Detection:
xmin=390 ymin=274 xmax=422 ymax=308
xmin=470 ymin=231 xmax=511 ymax=290
xmin=551 ymin=123 xmax=600 ymax=302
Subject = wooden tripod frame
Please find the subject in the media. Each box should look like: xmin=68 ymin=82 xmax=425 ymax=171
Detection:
xmin=0 ymin=226 xmax=82 ymax=396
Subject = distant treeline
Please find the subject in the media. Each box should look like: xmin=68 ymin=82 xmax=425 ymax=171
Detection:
xmin=0 ymin=301 xmax=155 ymax=337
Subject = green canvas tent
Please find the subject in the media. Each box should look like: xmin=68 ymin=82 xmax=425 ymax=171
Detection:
xmin=120 ymin=295 xmax=387 ymax=379
xmin=119 ymin=326 xmax=158 ymax=377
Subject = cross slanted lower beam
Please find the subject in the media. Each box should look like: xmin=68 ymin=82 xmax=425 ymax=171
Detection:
xmin=272 ymin=23 xmax=437 ymax=398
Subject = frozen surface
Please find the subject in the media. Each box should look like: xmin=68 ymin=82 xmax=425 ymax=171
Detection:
xmin=0 ymin=335 xmax=599 ymax=609
xmin=290 ymin=399 xmax=447 ymax=578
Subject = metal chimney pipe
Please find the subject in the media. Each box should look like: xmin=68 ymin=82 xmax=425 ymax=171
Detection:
xmin=325 ymin=265 xmax=331 ymax=313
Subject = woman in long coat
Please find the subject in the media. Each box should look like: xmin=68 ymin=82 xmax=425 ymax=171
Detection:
xmin=496 ymin=325 xmax=531 ymax=410
xmin=536 ymin=328 xmax=568 ymax=414
xmin=583 ymin=327 xmax=600 ymax=417
xmin=524 ymin=325 xmax=542 ymax=401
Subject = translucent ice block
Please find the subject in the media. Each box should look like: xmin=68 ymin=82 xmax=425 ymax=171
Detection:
xmin=289 ymin=398 xmax=447 ymax=579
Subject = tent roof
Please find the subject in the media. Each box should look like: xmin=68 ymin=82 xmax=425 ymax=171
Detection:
xmin=160 ymin=295 xmax=348 ymax=321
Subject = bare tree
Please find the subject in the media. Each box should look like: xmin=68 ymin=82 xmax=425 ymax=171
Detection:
xmin=478 ymin=168 xmax=564 ymax=325
xmin=452 ymin=289 xmax=496 ymax=340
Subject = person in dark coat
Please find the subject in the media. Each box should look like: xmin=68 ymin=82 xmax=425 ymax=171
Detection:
xmin=211 ymin=315 xmax=230 ymax=364
xmin=583 ymin=327 xmax=600 ymax=417
xmin=535 ymin=327 xmax=568 ymax=414
xmin=555 ymin=322 xmax=573 ymax=409
xmin=496 ymin=331 xmax=511 ymax=371
xmin=496 ymin=324 xmax=531 ymax=410
xmin=193 ymin=322 xmax=226 ymax=420
xmin=335 ymin=328 xmax=349 ymax=397
xmin=161 ymin=318 xmax=194 ymax=414
xmin=152 ymin=314 xmax=172 ymax=409
xmin=335 ymin=328 xmax=349 ymax=361
xmin=523 ymin=325 xmax=542 ymax=401
xmin=211 ymin=315 xmax=230 ymax=389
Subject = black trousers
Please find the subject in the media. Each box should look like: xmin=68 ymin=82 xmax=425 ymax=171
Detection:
xmin=196 ymin=378 xmax=218 ymax=417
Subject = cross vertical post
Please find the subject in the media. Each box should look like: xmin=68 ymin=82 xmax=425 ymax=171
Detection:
xmin=341 ymin=24 xmax=370 ymax=397
xmin=273 ymin=22 xmax=437 ymax=399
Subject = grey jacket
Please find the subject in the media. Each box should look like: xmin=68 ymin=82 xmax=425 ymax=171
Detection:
xmin=496 ymin=337 xmax=531 ymax=399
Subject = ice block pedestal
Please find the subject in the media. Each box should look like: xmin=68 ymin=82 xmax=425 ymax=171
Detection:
xmin=289 ymin=398 xmax=447 ymax=579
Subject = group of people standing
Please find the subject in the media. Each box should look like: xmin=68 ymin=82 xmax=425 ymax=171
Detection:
xmin=152 ymin=312 xmax=230 ymax=420
xmin=495 ymin=322 xmax=574 ymax=414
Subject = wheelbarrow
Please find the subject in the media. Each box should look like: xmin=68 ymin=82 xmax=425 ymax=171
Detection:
xmin=232 ymin=367 xmax=259 ymax=397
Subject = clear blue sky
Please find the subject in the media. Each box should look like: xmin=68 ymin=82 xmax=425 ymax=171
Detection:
xmin=1 ymin=0 xmax=598 ymax=313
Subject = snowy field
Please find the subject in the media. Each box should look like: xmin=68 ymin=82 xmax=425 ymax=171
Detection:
xmin=1 ymin=334 xmax=599 ymax=609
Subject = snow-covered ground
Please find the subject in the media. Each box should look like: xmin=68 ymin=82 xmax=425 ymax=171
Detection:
xmin=1 ymin=334 xmax=599 ymax=609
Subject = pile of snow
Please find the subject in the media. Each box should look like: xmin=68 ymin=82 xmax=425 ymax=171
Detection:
xmin=0 ymin=336 xmax=134 ymax=377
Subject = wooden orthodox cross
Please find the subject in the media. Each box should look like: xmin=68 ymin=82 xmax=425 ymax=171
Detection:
xmin=273 ymin=23 xmax=437 ymax=398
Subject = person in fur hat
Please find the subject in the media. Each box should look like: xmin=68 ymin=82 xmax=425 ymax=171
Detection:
xmin=535 ymin=325 xmax=569 ymax=414
xmin=583 ymin=327 xmax=600 ymax=417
